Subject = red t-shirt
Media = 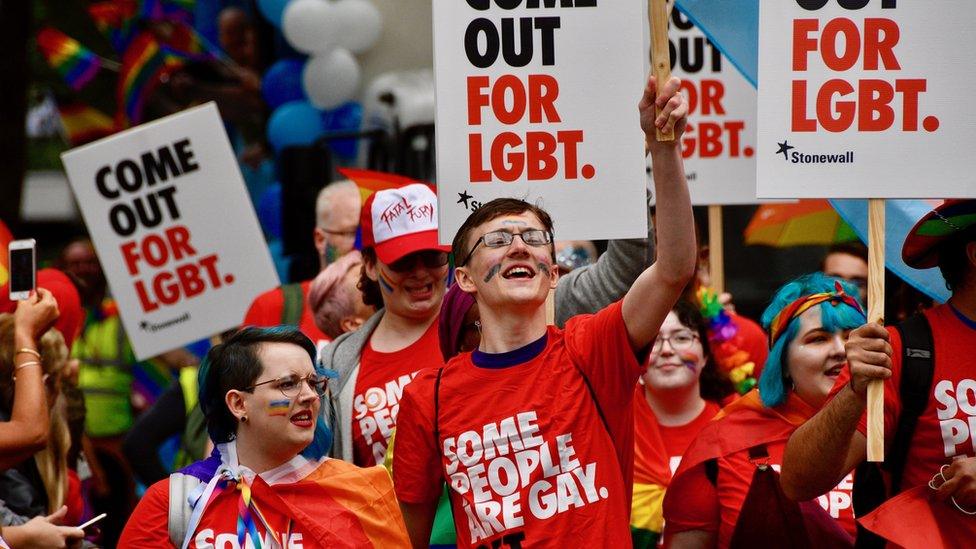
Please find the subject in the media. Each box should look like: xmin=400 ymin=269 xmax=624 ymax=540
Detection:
xmin=353 ymin=320 xmax=442 ymax=466
xmin=393 ymin=301 xmax=643 ymax=548
xmin=657 ymin=401 xmax=721 ymax=476
xmin=664 ymin=438 xmax=856 ymax=546
xmin=243 ymin=280 xmax=330 ymax=355
xmin=836 ymin=304 xmax=976 ymax=492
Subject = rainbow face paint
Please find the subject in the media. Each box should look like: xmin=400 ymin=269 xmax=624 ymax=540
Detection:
xmin=268 ymin=399 xmax=291 ymax=417
xmin=378 ymin=268 xmax=396 ymax=294
xmin=678 ymin=351 xmax=701 ymax=372
xmin=484 ymin=263 xmax=502 ymax=283
xmin=537 ymin=261 xmax=552 ymax=278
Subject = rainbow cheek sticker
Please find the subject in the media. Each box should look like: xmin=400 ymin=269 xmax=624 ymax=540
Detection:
xmin=268 ymin=399 xmax=291 ymax=417
xmin=378 ymin=269 xmax=396 ymax=294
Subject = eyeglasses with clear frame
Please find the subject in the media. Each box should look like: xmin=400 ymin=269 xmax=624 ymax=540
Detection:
xmin=460 ymin=229 xmax=552 ymax=266
xmin=244 ymin=372 xmax=330 ymax=399
xmin=651 ymin=330 xmax=700 ymax=353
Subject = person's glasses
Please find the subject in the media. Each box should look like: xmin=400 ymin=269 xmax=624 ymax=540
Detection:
xmin=245 ymin=372 xmax=330 ymax=399
xmin=319 ymin=226 xmax=358 ymax=239
xmin=461 ymin=229 xmax=552 ymax=266
xmin=388 ymin=250 xmax=449 ymax=273
xmin=651 ymin=330 xmax=699 ymax=352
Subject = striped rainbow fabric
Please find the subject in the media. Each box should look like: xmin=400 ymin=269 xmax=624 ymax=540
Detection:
xmin=338 ymin=168 xmax=425 ymax=206
xmin=36 ymin=28 xmax=103 ymax=91
xmin=57 ymin=103 xmax=116 ymax=145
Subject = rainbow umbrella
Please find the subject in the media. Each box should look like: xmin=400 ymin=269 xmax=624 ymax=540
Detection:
xmin=744 ymin=200 xmax=858 ymax=247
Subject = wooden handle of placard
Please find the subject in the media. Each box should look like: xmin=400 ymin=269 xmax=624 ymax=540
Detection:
xmin=649 ymin=0 xmax=675 ymax=142
xmin=866 ymin=198 xmax=886 ymax=462
xmin=708 ymin=205 xmax=725 ymax=294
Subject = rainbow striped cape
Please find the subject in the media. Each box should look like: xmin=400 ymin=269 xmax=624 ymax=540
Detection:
xmin=179 ymin=443 xmax=410 ymax=548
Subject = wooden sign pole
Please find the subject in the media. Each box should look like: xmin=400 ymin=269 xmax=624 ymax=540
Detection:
xmin=866 ymin=198 xmax=886 ymax=462
xmin=708 ymin=205 xmax=725 ymax=294
xmin=649 ymin=0 xmax=674 ymax=142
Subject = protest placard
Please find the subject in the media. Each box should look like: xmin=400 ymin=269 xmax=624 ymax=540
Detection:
xmin=646 ymin=7 xmax=759 ymax=205
xmin=61 ymin=103 xmax=279 ymax=359
xmin=433 ymin=0 xmax=648 ymax=244
xmin=757 ymin=0 xmax=976 ymax=199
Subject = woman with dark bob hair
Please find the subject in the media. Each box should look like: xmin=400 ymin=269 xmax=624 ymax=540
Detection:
xmin=120 ymin=326 xmax=409 ymax=548
xmin=631 ymin=299 xmax=733 ymax=546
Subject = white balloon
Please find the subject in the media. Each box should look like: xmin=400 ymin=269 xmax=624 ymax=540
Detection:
xmin=332 ymin=0 xmax=383 ymax=54
xmin=282 ymin=0 xmax=339 ymax=54
xmin=303 ymin=49 xmax=361 ymax=109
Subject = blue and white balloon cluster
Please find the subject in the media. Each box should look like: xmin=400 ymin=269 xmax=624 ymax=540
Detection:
xmin=257 ymin=0 xmax=381 ymax=153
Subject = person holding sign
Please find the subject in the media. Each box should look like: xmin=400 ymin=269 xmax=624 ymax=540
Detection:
xmin=391 ymin=75 xmax=694 ymax=548
xmin=782 ymin=200 xmax=976 ymax=546
xmin=118 ymin=326 xmax=410 ymax=548
xmin=662 ymin=273 xmax=865 ymax=547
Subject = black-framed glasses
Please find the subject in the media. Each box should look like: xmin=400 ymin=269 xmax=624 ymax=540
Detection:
xmin=245 ymin=372 xmax=330 ymax=399
xmin=651 ymin=330 xmax=700 ymax=352
xmin=460 ymin=229 xmax=552 ymax=266
xmin=388 ymin=250 xmax=449 ymax=273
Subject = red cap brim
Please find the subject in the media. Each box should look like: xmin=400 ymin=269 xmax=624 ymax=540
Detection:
xmin=374 ymin=229 xmax=451 ymax=265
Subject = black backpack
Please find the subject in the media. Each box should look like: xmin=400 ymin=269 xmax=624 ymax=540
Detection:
xmin=851 ymin=314 xmax=935 ymax=548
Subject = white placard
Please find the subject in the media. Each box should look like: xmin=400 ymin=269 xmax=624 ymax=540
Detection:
xmin=433 ymin=0 xmax=648 ymax=243
xmin=61 ymin=103 xmax=279 ymax=359
xmin=646 ymin=8 xmax=760 ymax=205
xmin=757 ymin=0 xmax=976 ymax=199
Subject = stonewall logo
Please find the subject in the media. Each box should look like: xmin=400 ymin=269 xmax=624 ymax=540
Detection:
xmin=776 ymin=139 xmax=854 ymax=165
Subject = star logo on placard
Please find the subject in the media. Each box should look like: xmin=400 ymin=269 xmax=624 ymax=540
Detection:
xmin=457 ymin=190 xmax=473 ymax=209
xmin=776 ymin=140 xmax=795 ymax=160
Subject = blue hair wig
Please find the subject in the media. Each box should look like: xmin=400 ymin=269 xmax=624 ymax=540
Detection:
xmin=758 ymin=273 xmax=866 ymax=408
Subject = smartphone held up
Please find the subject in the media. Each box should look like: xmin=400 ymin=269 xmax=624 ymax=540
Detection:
xmin=8 ymin=239 xmax=36 ymax=301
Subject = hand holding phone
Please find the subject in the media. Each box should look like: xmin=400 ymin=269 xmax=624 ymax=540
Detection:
xmin=78 ymin=512 xmax=107 ymax=533
xmin=8 ymin=239 xmax=37 ymax=301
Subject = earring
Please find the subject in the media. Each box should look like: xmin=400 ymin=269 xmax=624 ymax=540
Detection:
xmin=241 ymin=415 xmax=248 ymax=423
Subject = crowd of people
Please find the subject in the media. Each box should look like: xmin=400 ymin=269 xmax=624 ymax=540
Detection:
xmin=2 ymin=73 xmax=974 ymax=549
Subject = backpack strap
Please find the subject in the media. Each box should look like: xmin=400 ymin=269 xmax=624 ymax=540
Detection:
xmin=167 ymin=472 xmax=198 ymax=547
xmin=885 ymin=313 xmax=935 ymax=493
xmin=280 ymin=283 xmax=305 ymax=326
xmin=852 ymin=313 xmax=934 ymax=548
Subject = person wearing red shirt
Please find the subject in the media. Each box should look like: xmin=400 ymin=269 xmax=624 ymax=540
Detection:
xmin=631 ymin=300 xmax=732 ymax=547
xmin=782 ymin=200 xmax=976 ymax=547
xmin=244 ymin=179 xmax=361 ymax=353
xmin=321 ymin=182 xmax=452 ymax=467
xmin=663 ymin=273 xmax=866 ymax=548
xmin=118 ymin=326 xmax=409 ymax=548
xmin=392 ymin=75 xmax=695 ymax=548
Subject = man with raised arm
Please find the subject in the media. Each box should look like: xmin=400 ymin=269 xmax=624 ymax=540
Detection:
xmin=391 ymin=75 xmax=695 ymax=548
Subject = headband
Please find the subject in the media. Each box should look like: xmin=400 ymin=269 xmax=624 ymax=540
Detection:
xmin=767 ymin=280 xmax=864 ymax=347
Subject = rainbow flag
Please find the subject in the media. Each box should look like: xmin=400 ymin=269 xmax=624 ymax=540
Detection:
xmin=36 ymin=28 xmax=103 ymax=91
xmin=88 ymin=1 xmax=139 ymax=52
xmin=338 ymin=168 xmax=425 ymax=205
xmin=176 ymin=448 xmax=411 ymax=548
xmin=88 ymin=0 xmax=195 ymax=52
xmin=132 ymin=358 xmax=176 ymax=409
xmin=116 ymin=25 xmax=215 ymax=127
xmin=0 ymin=220 xmax=13 ymax=288
xmin=57 ymin=103 xmax=116 ymax=145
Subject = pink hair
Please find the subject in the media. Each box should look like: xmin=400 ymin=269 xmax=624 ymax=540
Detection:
xmin=308 ymin=250 xmax=364 ymax=339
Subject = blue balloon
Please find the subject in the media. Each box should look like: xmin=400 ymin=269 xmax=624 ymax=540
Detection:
xmin=256 ymin=182 xmax=283 ymax=240
xmin=266 ymin=101 xmax=324 ymax=152
xmin=256 ymin=0 xmax=290 ymax=28
xmin=321 ymin=101 xmax=363 ymax=159
xmin=262 ymin=58 xmax=307 ymax=110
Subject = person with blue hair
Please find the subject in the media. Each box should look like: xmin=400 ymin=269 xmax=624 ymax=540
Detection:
xmin=118 ymin=326 xmax=409 ymax=548
xmin=663 ymin=273 xmax=865 ymax=548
